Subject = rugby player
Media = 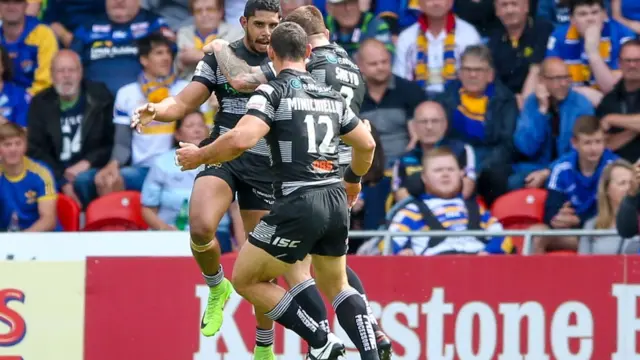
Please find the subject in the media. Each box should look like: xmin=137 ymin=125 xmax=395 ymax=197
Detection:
xmin=130 ymin=0 xmax=281 ymax=357
xmin=203 ymin=5 xmax=393 ymax=359
xmin=175 ymin=21 xmax=379 ymax=360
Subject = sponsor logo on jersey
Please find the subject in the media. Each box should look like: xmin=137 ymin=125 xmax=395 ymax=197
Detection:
xmin=289 ymin=78 xmax=302 ymax=90
xmin=325 ymin=53 xmax=338 ymax=64
xmin=246 ymin=95 xmax=268 ymax=112
xmin=90 ymin=41 xmax=138 ymax=61
xmin=271 ymin=237 xmax=300 ymax=248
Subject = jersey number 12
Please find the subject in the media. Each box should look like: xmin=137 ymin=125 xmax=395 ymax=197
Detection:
xmin=304 ymin=115 xmax=336 ymax=154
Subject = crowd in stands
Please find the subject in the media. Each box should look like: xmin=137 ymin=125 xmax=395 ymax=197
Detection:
xmin=1 ymin=0 xmax=640 ymax=256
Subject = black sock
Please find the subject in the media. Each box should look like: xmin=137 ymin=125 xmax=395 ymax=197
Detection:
xmin=290 ymin=278 xmax=330 ymax=332
xmin=333 ymin=288 xmax=379 ymax=360
xmin=346 ymin=266 xmax=381 ymax=332
xmin=265 ymin=292 xmax=327 ymax=349
xmin=256 ymin=327 xmax=274 ymax=347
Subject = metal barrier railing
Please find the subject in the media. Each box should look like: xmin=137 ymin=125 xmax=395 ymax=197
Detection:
xmin=347 ymin=229 xmax=619 ymax=255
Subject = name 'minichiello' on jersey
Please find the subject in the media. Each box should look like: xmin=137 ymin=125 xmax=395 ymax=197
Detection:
xmin=246 ymin=69 xmax=360 ymax=197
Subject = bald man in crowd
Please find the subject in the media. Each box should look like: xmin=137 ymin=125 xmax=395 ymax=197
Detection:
xmin=512 ymin=57 xmax=595 ymax=190
xmin=27 ymin=49 xmax=115 ymax=207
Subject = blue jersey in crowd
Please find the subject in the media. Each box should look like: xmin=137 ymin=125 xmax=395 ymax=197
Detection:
xmin=0 ymin=157 xmax=61 ymax=231
xmin=71 ymin=10 xmax=171 ymax=94
xmin=546 ymin=149 xmax=618 ymax=224
xmin=41 ymin=0 xmax=106 ymax=33
xmin=0 ymin=82 xmax=29 ymax=127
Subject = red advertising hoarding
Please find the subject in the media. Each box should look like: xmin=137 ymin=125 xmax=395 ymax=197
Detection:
xmin=83 ymin=255 xmax=640 ymax=359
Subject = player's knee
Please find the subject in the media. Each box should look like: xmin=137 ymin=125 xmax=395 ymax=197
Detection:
xmin=189 ymin=216 xmax=217 ymax=245
xmin=314 ymin=274 xmax=347 ymax=301
xmin=283 ymin=261 xmax=312 ymax=287
xmin=230 ymin=269 xmax=252 ymax=296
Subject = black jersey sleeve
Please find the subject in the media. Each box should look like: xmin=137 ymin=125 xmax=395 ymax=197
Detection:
xmin=339 ymin=97 xmax=360 ymax=135
xmin=192 ymin=53 xmax=218 ymax=95
xmin=246 ymin=83 xmax=281 ymax=127
xmin=259 ymin=61 xmax=277 ymax=82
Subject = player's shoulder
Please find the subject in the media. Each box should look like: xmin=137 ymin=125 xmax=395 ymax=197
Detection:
xmin=24 ymin=157 xmax=54 ymax=183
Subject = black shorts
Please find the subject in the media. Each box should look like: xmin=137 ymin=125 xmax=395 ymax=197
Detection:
xmin=196 ymin=161 xmax=274 ymax=211
xmin=248 ymin=183 xmax=349 ymax=264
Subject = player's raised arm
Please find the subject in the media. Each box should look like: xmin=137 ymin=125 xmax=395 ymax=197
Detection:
xmin=205 ymin=39 xmax=271 ymax=93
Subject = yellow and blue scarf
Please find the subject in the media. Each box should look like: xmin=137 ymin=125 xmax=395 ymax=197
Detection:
xmin=194 ymin=29 xmax=218 ymax=51
xmin=414 ymin=12 xmax=457 ymax=90
xmin=138 ymin=72 xmax=177 ymax=134
xmin=452 ymin=84 xmax=495 ymax=141
xmin=564 ymin=24 xmax=612 ymax=87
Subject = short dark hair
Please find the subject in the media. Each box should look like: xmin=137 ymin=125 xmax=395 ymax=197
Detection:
xmin=137 ymin=33 xmax=173 ymax=59
xmin=620 ymin=39 xmax=640 ymax=58
xmin=244 ymin=0 xmax=280 ymax=18
xmin=0 ymin=45 xmax=13 ymax=82
xmin=569 ymin=0 xmax=604 ymax=14
xmin=573 ymin=115 xmax=602 ymax=137
xmin=270 ymin=22 xmax=308 ymax=61
xmin=284 ymin=5 xmax=326 ymax=36
xmin=0 ymin=122 xmax=26 ymax=142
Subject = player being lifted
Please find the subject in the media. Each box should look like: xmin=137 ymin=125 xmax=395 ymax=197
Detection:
xmin=203 ymin=5 xmax=392 ymax=359
xmin=176 ymin=21 xmax=379 ymax=360
xmin=130 ymin=1 xmax=282 ymax=357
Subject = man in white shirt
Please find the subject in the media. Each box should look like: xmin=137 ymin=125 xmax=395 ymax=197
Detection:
xmin=393 ymin=0 xmax=481 ymax=96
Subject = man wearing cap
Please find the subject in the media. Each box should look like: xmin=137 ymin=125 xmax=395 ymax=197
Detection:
xmin=325 ymin=0 xmax=394 ymax=58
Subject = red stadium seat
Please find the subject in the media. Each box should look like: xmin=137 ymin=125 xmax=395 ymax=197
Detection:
xmin=84 ymin=191 xmax=148 ymax=231
xmin=57 ymin=193 xmax=81 ymax=231
xmin=491 ymin=189 xmax=548 ymax=228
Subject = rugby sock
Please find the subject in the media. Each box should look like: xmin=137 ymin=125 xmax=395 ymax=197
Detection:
xmin=255 ymin=327 xmax=274 ymax=347
xmin=333 ymin=288 xmax=379 ymax=360
xmin=346 ymin=266 xmax=380 ymax=331
xmin=203 ymin=265 xmax=224 ymax=287
xmin=265 ymin=292 xmax=328 ymax=349
xmin=289 ymin=278 xmax=330 ymax=332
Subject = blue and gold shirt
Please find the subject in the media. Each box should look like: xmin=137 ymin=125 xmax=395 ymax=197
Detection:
xmin=0 ymin=16 xmax=57 ymax=95
xmin=0 ymin=157 xmax=60 ymax=231
xmin=0 ymin=82 xmax=29 ymax=127
xmin=71 ymin=10 xmax=172 ymax=94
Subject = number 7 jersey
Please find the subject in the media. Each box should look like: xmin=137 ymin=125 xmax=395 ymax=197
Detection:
xmin=246 ymin=68 xmax=360 ymax=198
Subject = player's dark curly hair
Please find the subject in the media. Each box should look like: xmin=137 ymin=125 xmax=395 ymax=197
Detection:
xmin=244 ymin=0 xmax=280 ymax=18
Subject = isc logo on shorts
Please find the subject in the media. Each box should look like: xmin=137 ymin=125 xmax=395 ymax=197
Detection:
xmin=271 ymin=237 xmax=300 ymax=248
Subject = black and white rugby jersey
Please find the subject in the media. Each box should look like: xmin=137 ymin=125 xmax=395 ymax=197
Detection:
xmin=246 ymin=69 xmax=360 ymax=197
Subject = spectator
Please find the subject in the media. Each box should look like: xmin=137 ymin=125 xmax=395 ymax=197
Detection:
xmin=176 ymin=0 xmax=243 ymax=81
xmin=358 ymin=39 xmax=426 ymax=167
xmin=617 ymin=164 xmax=640 ymax=239
xmin=71 ymin=0 xmax=175 ymax=95
xmin=0 ymin=45 xmax=29 ymax=127
xmin=537 ymin=0 xmax=572 ymax=25
xmin=140 ymin=111 xmax=244 ymax=252
xmin=579 ymin=159 xmax=640 ymax=254
xmin=598 ymin=39 xmax=640 ymax=163
xmin=512 ymin=57 xmax=594 ymax=190
xmin=34 ymin=0 xmax=106 ymax=47
xmin=325 ymin=0 xmax=393 ymax=58
xmin=374 ymin=0 xmax=420 ymax=37
xmin=436 ymin=45 xmax=518 ymax=205
xmin=142 ymin=0 xmax=190 ymax=30
xmin=26 ymin=50 xmax=114 ymax=207
xmin=531 ymin=115 xmax=617 ymax=253
xmin=391 ymin=100 xmax=476 ymax=201
xmin=0 ymin=122 xmax=59 ymax=232
xmin=546 ymin=0 xmax=635 ymax=96
xmin=282 ymin=0 xmax=313 ymax=17
xmin=0 ymin=0 xmax=57 ymax=95
xmin=394 ymin=0 xmax=481 ymax=96
xmin=488 ymin=0 xmax=554 ymax=101
xmin=612 ymin=0 xmax=640 ymax=34
xmin=388 ymin=147 xmax=513 ymax=255
xmin=454 ymin=0 xmax=500 ymax=37
xmin=77 ymin=34 xmax=204 ymax=206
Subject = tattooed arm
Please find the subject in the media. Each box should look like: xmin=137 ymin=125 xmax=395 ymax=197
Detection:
xmin=207 ymin=39 xmax=270 ymax=93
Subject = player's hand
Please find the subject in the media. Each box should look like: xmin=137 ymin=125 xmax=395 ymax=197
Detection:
xmin=131 ymin=103 xmax=156 ymax=133
xmin=343 ymin=181 xmax=362 ymax=209
xmin=176 ymin=142 xmax=203 ymax=171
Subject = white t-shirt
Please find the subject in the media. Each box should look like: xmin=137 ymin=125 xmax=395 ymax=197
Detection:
xmin=393 ymin=17 xmax=481 ymax=94
xmin=112 ymin=80 xmax=207 ymax=167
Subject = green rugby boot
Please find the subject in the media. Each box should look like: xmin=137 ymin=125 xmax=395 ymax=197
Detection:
xmin=200 ymin=278 xmax=234 ymax=337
